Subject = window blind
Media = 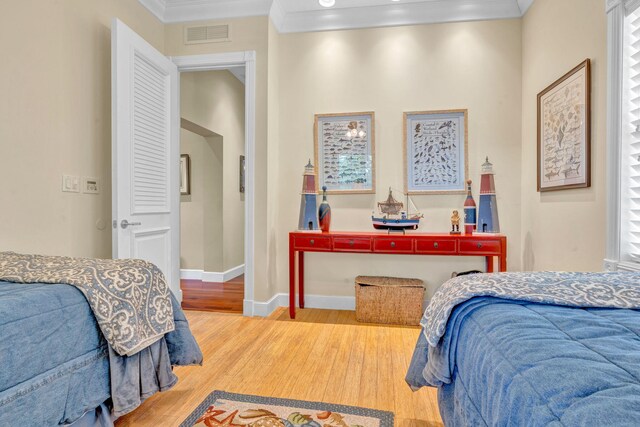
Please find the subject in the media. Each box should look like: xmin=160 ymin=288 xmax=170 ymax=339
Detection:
xmin=622 ymin=9 xmax=640 ymax=261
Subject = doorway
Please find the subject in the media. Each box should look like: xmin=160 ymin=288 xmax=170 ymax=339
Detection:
xmin=178 ymin=68 xmax=246 ymax=313
xmin=173 ymin=52 xmax=256 ymax=317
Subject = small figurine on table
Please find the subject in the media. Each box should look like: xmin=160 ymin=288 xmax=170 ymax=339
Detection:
xmin=450 ymin=210 xmax=461 ymax=235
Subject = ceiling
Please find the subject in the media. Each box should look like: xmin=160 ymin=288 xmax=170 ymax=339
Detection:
xmin=139 ymin=0 xmax=536 ymax=33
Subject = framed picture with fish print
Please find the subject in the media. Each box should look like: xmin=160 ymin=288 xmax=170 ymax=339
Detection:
xmin=537 ymin=59 xmax=591 ymax=192
xmin=403 ymin=109 xmax=468 ymax=194
xmin=314 ymin=112 xmax=375 ymax=194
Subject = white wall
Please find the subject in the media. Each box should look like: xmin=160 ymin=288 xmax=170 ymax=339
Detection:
xmin=274 ymin=20 xmax=523 ymax=298
xmin=521 ymin=0 xmax=607 ymax=271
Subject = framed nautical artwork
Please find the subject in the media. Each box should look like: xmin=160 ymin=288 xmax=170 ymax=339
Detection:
xmin=314 ymin=112 xmax=375 ymax=194
xmin=403 ymin=109 xmax=468 ymax=194
xmin=537 ymin=59 xmax=591 ymax=192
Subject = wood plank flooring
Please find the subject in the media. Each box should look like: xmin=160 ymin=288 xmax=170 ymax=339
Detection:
xmin=180 ymin=275 xmax=244 ymax=313
xmin=115 ymin=308 xmax=442 ymax=427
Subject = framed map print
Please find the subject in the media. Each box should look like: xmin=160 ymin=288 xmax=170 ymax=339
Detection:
xmin=404 ymin=109 xmax=468 ymax=194
xmin=537 ymin=59 xmax=591 ymax=192
xmin=314 ymin=112 xmax=375 ymax=194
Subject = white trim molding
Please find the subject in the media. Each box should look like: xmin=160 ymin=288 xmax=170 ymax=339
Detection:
xmin=252 ymin=293 xmax=355 ymax=317
xmin=250 ymin=294 xmax=432 ymax=318
xmin=605 ymin=0 xmax=625 ymax=271
xmin=139 ymin=0 xmax=536 ymax=33
xmin=173 ymin=51 xmax=256 ymax=317
xmin=180 ymin=264 xmax=245 ymax=282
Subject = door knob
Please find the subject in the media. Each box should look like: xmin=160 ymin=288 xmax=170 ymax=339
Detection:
xmin=121 ymin=219 xmax=142 ymax=229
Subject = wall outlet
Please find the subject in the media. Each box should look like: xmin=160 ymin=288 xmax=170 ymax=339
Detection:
xmin=62 ymin=175 xmax=80 ymax=193
xmin=82 ymin=177 xmax=100 ymax=194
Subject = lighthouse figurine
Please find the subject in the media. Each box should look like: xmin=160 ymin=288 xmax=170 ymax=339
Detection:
xmin=477 ymin=157 xmax=500 ymax=233
xmin=298 ymin=160 xmax=320 ymax=231
xmin=463 ymin=179 xmax=477 ymax=235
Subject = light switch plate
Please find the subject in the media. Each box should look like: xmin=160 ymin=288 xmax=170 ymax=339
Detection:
xmin=62 ymin=175 xmax=80 ymax=193
xmin=82 ymin=177 xmax=100 ymax=194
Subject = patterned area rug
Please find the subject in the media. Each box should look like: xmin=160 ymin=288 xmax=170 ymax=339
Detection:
xmin=180 ymin=391 xmax=394 ymax=427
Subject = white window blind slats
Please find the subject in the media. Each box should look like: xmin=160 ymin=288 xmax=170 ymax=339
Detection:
xmin=622 ymin=10 xmax=640 ymax=262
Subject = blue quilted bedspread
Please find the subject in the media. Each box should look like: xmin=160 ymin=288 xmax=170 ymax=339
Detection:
xmin=0 ymin=281 xmax=203 ymax=425
xmin=407 ymin=296 xmax=640 ymax=426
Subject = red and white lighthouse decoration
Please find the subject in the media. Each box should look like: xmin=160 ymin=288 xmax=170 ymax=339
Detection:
xmin=477 ymin=157 xmax=500 ymax=233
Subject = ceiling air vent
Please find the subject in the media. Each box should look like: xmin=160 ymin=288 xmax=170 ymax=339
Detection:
xmin=184 ymin=24 xmax=230 ymax=45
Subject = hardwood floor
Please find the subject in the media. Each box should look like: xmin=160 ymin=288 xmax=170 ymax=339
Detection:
xmin=180 ymin=275 xmax=244 ymax=313
xmin=115 ymin=308 xmax=442 ymax=427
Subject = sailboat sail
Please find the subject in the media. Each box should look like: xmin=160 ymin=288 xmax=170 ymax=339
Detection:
xmin=378 ymin=188 xmax=403 ymax=215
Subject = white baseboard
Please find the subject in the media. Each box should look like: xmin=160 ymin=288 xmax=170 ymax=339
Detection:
xmin=180 ymin=269 xmax=204 ymax=280
xmin=252 ymin=293 xmax=288 ymax=317
xmin=249 ymin=293 xmax=430 ymax=318
xmin=180 ymin=264 xmax=245 ymax=282
xmin=250 ymin=293 xmax=356 ymax=317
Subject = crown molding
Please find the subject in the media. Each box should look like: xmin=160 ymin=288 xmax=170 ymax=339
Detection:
xmin=517 ymin=0 xmax=535 ymax=14
xmin=138 ymin=0 xmax=167 ymax=22
xmin=138 ymin=0 xmax=536 ymax=32
xmin=277 ymin=0 xmax=523 ymax=34
xmin=157 ymin=0 xmax=272 ymax=23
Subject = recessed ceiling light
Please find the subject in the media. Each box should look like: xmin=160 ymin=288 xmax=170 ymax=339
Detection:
xmin=319 ymin=0 xmax=335 ymax=7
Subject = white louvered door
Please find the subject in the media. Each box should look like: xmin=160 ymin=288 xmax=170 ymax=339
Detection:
xmin=111 ymin=19 xmax=180 ymax=298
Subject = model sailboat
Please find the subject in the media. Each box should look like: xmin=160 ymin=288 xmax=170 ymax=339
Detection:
xmin=372 ymin=188 xmax=423 ymax=230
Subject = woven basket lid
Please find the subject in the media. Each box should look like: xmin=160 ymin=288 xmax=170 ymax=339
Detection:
xmin=355 ymin=275 xmax=424 ymax=288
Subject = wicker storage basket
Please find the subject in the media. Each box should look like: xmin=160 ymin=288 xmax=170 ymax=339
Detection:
xmin=355 ymin=276 xmax=425 ymax=325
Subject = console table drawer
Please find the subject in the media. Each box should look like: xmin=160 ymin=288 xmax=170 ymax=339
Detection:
xmin=333 ymin=237 xmax=372 ymax=251
xmin=416 ymin=238 xmax=456 ymax=254
xmin=373 ymin=238 xmax=414 ymax=253
xmin=459 ymin=239 xmax=501 ymax=254
xmin=294 ymin=235 xmax=332 ymax=251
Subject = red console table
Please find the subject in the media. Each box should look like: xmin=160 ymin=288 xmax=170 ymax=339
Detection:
xmin=288 ymin=231 xmax=507 ymax=319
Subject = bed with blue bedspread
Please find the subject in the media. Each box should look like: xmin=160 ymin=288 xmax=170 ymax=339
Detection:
xmin=0 ymin=253 xmax=203 ymax=426
xmin=406 ymin=272 xmax=640 ymax=426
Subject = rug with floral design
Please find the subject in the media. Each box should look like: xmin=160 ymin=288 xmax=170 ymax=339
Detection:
xmin=180 ymin=391 xmax=394 ymax=427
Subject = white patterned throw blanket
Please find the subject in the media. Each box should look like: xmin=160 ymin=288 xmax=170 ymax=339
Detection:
xmin=422 ymin=271 xmax=640 ymax=347
xmin=0 ymin=252 xmax=174 ymax=356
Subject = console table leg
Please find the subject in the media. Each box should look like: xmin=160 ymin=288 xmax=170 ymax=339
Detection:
xmin=289 ymin=245 xmax=296 ymax=319
xmin=499 ymin=254 xmax=507 ymax=272
xmin=299 ymin=252 xmax=305 ymax=309
xmin=486 ymin=256 xmax=494 ymax=273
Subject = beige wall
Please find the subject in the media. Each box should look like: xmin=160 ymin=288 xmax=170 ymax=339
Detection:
xmin=166 ymin=16 xmax=273 ymax=299
xmin=275 ymin=20 xmax=523 ymax=298
xmin=179 ymin=129 xmax=224 ymax=271
xmin=521 ymin=0 xmax=607 ymax=271
xmin=180 ymin=70 xmax=245 ymax=272
xmin=180 ymin=130 xmax=206 ymax=269
xmin=0 ymin=0 xmax=164 ymax=258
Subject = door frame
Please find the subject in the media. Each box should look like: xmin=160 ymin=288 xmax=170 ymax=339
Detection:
xmin=172 ymin=51 xmax=256 ymax=317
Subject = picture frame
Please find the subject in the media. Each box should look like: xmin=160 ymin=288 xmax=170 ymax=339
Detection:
xmin=403 ymin=109 xmax=468 ymax=194
xmin=314 ymin=112 xmax=375 ymax=194
xmin=537 ymin=59 xmax=591 ymax=192
xmin=239 ymin=155 xmax=245 ymax=193
xmin=180 ymin=154 xmax=191 ymax=195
